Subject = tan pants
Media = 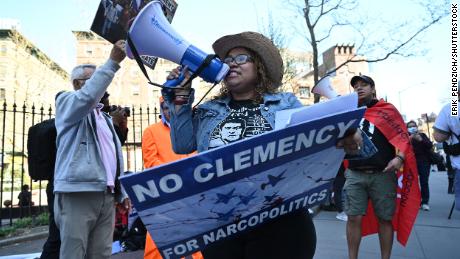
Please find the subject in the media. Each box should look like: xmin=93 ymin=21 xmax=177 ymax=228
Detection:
xmin=54 ymin=191 xmax=115 ymax=259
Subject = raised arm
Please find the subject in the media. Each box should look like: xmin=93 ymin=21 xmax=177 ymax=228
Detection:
xmin=161 ymin=67 xmax=198 ymax=154
xmin=55 ymin=40 xmax=126 ymax=129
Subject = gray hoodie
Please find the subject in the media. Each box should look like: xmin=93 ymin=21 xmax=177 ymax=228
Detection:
xmin=54 ymin=59 xmax=126 ymax=202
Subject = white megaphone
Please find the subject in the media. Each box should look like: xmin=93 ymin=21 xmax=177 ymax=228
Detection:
xmin=126 ymin=1 xmax=229 ymax=87
xmin=311 ymin=75 xmax=339 ymax=99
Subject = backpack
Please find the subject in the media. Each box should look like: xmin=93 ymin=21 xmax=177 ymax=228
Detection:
xmin=120 ymin=216 xmax=147 ymax=251
xmin=27 ymin=118 xmax=57 ymax=181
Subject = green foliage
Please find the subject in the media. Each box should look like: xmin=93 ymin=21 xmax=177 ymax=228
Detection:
xmin=0 ymin=212 xmax=49 ymax=238
xmin=12 ymin=217 xmax=33 ymax=228
xmin=0 ymin=226 xmax=16 ymax=238
xmin=36 ymin=212 xmax=49 ymax=225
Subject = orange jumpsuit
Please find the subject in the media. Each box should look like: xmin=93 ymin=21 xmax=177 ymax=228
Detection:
xmin=142 ymin=121 xmax=203 ymax=259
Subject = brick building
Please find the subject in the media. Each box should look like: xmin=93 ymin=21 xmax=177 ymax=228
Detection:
xmin=292 ymin=44 xmax=369 ymax=105
xmin=0 ymin=29 xmax=69 ymax=107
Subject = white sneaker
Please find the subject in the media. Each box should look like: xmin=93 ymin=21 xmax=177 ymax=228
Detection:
xmin=421 ymin=204 xmax=430 ymax=211
xmin=336 ymin=212 xmax=348 ymax=221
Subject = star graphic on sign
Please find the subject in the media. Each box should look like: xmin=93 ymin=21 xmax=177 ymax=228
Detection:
xmin=263 ymin=192 xmax=280 ymax=203
xmin=261 ymin=170 xmax=286 ymax=190
xmin=197 ymin=193 xmax=206 ymax=205
xmin=214 ymin=188 xmax=237 ymax=204
xmin=305 ymin=175 xmax=335 ymax=183
xmin=237 ymin=190 xmax=258 ymax=206
xmin=262 ymin=192 xmax=284 ymax=209
xmin=212 ymin=208 xmax=237 ymax=221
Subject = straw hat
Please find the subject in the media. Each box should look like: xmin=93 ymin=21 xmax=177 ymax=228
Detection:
xmin=212 ymin=31 xmax=283 ymax=87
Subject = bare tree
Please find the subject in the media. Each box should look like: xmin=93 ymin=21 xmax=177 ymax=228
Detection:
xmin=258 ymin=11 xmax=301 ymax=92
xmin=284 ymin=0 xmax=449 ymax=102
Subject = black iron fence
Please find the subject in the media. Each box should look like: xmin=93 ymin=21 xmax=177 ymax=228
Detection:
xmin=0 ymin=102 xmax=160 ymax=226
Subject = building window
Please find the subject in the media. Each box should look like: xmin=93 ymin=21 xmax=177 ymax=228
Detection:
xmin=0 ymin=65 xmax=6 ymax=80
xmin=85 ymin=46 xmax=93 ymax=56
xmin=0 ymin=88 xmax=5 ymax=100
xmin=130 ymin=66 xmax=138 ymax=77
xmin=299 ymin=87 xmax=311 ymax=98
xmin=0 ymin=45 xmax=6 ymax=56
xmin=132 ymin=85 xmax=140 ymax=95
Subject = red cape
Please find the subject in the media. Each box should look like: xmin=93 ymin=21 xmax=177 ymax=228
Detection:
xmin=361 ymin=99 xmax=420 ymax=246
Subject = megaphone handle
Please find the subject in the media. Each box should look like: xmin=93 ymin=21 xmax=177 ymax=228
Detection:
xmin=164 ymin=69 xmax=187 ymax=87
xmin=163 ymin=54 xmax=218 ymax=87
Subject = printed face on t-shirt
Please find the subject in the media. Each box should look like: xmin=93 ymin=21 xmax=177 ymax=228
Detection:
xmin=208 ymin=100 xmax=272 ymax=149
xmin=220 ymin=121 xmax=244 ymax=143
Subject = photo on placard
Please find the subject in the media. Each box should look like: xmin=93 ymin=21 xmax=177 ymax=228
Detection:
xmin=90 ymin=0 xmax=178 ymax=68
xmin=91 ymin=0 xmax=131 ymax=43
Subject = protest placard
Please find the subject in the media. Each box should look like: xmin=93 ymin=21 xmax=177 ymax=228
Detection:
xmin=90 ymin=0 xmax=178 ymax=69
xmin=120 ymin=105 xmax=367 ymax=259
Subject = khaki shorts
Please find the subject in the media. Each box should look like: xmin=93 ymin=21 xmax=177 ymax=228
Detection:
xmin=343 ymin=169 xmax=397 ymax=221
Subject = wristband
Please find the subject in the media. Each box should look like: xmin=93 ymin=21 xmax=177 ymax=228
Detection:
xmin=395 ymin=154 xmax=405 ymax=163
xmin=173 ymin=95 xmax=189 ymax=105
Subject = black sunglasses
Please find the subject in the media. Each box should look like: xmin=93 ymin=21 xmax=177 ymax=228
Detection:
xmin=223 ymin=54 xmax=253 ymax=65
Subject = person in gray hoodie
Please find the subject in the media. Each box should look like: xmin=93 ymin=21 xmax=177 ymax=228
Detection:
xmin=53 ymin=40 xmax=130 ymax=259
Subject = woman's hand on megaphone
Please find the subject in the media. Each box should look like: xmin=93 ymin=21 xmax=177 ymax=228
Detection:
xmin=168 ymin=66 xmax=191 ymax=87
xmin=168 ymin=66 xmax=192 ymax=97
xmin=110 ymin=40 xmax=127 ymax=64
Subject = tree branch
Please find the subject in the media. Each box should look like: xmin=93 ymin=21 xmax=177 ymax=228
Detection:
xmin=312 ymin=0 xmax=343 ymax=27
xmin=316 ymin=22 xmax=349 ymax=43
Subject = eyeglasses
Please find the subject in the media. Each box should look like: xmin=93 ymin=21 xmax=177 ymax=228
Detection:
xmin=223 ymin=54 xmax=253 ymax=65
xmin=76 ymin=77 xmax=91 ymax=81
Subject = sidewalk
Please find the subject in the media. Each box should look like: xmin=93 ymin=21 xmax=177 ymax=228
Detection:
xmin=314 ymin=170 xmax=460 ymax=259
xmin=0 ymin=226 xmax=48 ymax=248
xmin=0 ymin=171 xmax=458 ymax=258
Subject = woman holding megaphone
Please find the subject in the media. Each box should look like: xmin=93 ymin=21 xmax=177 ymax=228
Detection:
xmin=163 ymin=31 xmax=362 ymax=259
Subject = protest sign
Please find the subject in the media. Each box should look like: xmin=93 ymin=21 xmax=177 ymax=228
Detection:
xmin=90 ymin=0 xmax=178 ymax=69
xmin=120 ymin=106 xmax=366 ymax=259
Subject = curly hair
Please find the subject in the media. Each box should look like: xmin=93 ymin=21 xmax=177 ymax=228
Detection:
xmin=214 ymin=48 xmax=279 ymax=103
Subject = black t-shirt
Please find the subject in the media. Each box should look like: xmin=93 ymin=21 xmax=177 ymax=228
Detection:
xmin=410 ymin=132 xmax=432 ymax=164
xmin=18 ymin=191 xmax=32 ymax=206
xmin=348 ymin=100 xmax=396 ymax=171
xmin=209 ymin=100 xmax=272 ymax=149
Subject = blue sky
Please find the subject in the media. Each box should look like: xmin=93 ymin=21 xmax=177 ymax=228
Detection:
xmin=0 ymin=0 xmax=453 ymax=120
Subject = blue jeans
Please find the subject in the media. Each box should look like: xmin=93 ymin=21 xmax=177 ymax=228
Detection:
xmin=417 ymin=162 xmax=431 ymax=205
